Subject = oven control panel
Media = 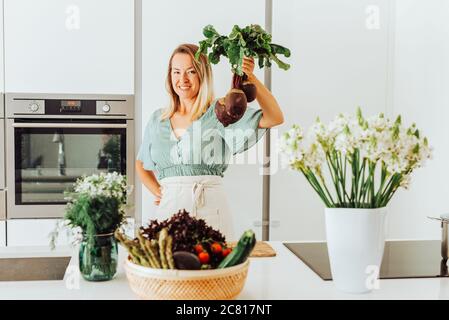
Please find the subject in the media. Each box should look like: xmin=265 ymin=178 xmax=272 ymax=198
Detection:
xmin=28 ymin=102 xmax=40 ymax=113
xmin=5 ymin=94 xmax=134 ymax=119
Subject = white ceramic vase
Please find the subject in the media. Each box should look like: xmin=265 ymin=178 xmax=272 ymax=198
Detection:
xmin=325 ymin=207 xmax=387 ymax=294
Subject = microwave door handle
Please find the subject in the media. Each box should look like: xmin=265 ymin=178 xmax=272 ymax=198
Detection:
xmin=12 ymin=123 xmax=128 ymax=129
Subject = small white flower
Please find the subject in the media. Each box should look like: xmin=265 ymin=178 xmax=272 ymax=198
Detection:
xmin=279 ymin=108 xmax=433 ymax=194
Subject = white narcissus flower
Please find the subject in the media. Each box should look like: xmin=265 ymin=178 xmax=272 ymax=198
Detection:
xmin=399 ymin=174 xmax=411 ymax=189
xmin=279 ymin=108 xmax=433 ymax=195
xmin=280 ymin=124 xmax=306 ymax=166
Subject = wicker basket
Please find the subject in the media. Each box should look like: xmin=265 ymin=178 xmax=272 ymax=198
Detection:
xmin=124 ymin=259 xmax=250 ymax=300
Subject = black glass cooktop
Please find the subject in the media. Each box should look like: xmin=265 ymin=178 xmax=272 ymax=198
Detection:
xmin=284 ymin=240 xmax=448 ymax=280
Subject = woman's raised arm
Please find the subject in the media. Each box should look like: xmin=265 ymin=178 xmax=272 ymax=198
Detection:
xmin=242 ymin=57 xmax=284 ymax=129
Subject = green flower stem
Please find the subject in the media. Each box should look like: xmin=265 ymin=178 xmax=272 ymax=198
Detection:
xmin=358 ymin=160 xmax=370 ymax=205
xmin=356 ymin=159 xmax=367 ymax=206
xmin=378 ymin=173 xmax=401 ymax=206
xmin=308 ymin=171 xmax=336 ymax=207
xmin=342 ymin=154 xmax=348 ymax=202
xmin=350 ymin=152 xmax=360 ymax=207
xmin=383 ymin=175 xmax=403 ymax=205
xmin=319 ymin=174 xmax=337 ymax=207
xmin=383 ymin=181 xmax=402 ymax=206
xmin=301 ymin=171 xmax=333 ymax=207
xmin=369 ymin=162 xmax=376 ymax=207
xmin=326 ymin=154 xmax=343 ymax=204
xmin=374 ymin=165 xmax=388 ymax=207
xmin=336 ymin=152 xmax=351 ymax=204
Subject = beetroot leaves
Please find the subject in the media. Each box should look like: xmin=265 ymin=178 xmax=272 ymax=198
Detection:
xmin=195 ymin=24 xmax=291 ymax=127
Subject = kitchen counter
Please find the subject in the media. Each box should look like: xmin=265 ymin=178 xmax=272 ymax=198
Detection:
xmin=1 ymin=242 xmax=449 ymax=300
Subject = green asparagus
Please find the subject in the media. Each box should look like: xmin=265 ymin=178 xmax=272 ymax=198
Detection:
xmin=165 ymin=235 xmax=175 ymax=269
xmin=158 ymin=228 xmax=169 ymax=269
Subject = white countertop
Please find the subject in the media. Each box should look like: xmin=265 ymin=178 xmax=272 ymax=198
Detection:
xmin=1 ymin=242 xmax=449 ymax=300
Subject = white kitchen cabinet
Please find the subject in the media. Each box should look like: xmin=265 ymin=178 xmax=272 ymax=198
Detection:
xmin=0 ymin=221 xmax=5 ymax=247
xmin=270 ymin=0 xmax=391 ymax=241
xmin=7 ymin=219 xmax=73 ymax=247
xmin=141 ymin=0 xmax=266 ymax=240
xmin=4 ymin=0 xmax=133 ymax=94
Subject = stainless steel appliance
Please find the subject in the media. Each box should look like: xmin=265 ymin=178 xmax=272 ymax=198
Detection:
xmin=5 ymin=93 xmax=134 ymax=219
xmin=428 ymin=214 xmax=449 ymax=260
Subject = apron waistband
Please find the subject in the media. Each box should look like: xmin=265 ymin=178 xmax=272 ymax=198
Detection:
xmin=160 ymin=175 xmax=223 ymax=217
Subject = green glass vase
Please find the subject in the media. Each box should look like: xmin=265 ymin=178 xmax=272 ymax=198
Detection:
xmin=79 ymin=233 xmax=118 ymax=281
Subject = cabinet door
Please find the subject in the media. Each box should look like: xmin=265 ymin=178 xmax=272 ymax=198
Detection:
xmin=0 ymin=221 xmax=5 ymax=247
xmin=7 ymin=219 xmax=73 ymax=247
xmin=4 ymin=0 xmax=133 ymax=94
xmin=270 ymin=0 xmax=390 ymax=240
xmin=140 ymin=0 xmax=266 ymax=240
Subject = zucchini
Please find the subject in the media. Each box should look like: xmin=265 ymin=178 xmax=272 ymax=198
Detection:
xmin=218 ymin=230 xmax=256 ymax=268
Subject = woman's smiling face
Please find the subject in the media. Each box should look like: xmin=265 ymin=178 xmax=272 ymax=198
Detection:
xmin=171 ymin=53 xmax=200 ymax=101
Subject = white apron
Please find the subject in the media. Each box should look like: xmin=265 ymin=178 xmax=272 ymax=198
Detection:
xmin=156 ymin=175 xmax=235 ymax=241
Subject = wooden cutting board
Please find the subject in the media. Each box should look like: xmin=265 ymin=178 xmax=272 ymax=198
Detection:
xmin=229 ymin=241 xmax=276 ymax=257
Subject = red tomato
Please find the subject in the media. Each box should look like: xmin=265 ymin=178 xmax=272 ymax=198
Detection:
xmin=211 ymin=242 xmax=222 ymax=254
xmin=222 ymin=248 xmax=232 ymax=258
xmin=194 ymin=244 xmax=204 ymax=254
xmin=198 ymin=251 xmax=210 ymax=264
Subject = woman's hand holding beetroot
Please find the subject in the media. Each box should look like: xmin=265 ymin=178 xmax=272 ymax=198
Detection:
xmin=197 ymin=24 xmax=290 ymax=127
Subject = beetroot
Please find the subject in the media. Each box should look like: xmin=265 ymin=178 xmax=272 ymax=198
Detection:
xmin=234 ymin=73 xmax=257 ymax=103
xmin=241 ymin=81 xmax=257 ymax=102
xmin=215 ymin=98 xmax=241 ymax=127
xmin=225 ymin=89 xmax=247 ymax=117
xmin=215 ymin=73 xmax=255 ymax=127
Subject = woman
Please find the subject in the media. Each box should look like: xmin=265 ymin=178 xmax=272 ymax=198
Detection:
xmin=136 ymin=43 xmax=284 ymax=241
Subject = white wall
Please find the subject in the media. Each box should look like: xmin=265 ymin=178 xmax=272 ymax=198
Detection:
xmin=387 ymin=0 xmax=449 ymax=239
xmin=4 ymin=0 xmax=134 ymax=94
xmin=270 ymin=0 xmax=447 ymax=241
xmin=140 ymin=0 xmax=266 ymax=240
xmin=270 ymin=0 xmax=391 ymax=240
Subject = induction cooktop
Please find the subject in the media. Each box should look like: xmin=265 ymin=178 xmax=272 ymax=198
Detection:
xmin=284 ymin=240 xmax=448 ymax=280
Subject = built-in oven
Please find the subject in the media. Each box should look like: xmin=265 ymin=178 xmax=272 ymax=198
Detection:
xmin=5 ymin=93 xmax=134 ymax=219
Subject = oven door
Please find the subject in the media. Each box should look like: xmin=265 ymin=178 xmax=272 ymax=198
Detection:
xmin=6 ymin=119 xmax=134 ymax=218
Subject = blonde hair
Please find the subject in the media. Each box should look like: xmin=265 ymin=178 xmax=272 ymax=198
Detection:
xmin=160 ymin=43 xmax=215 ymax=121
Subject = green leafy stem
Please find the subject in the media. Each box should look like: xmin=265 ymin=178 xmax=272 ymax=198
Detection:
xmin=195 ymin=24 xmax=291 ymax=76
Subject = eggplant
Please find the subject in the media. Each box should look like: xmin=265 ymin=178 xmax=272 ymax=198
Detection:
xmin=173 ymin=251 xmax=201 ymax=270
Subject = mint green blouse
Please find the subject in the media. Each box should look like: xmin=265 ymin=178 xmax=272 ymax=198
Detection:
xmin=137 ymin=100 xmax=267 ymax=180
